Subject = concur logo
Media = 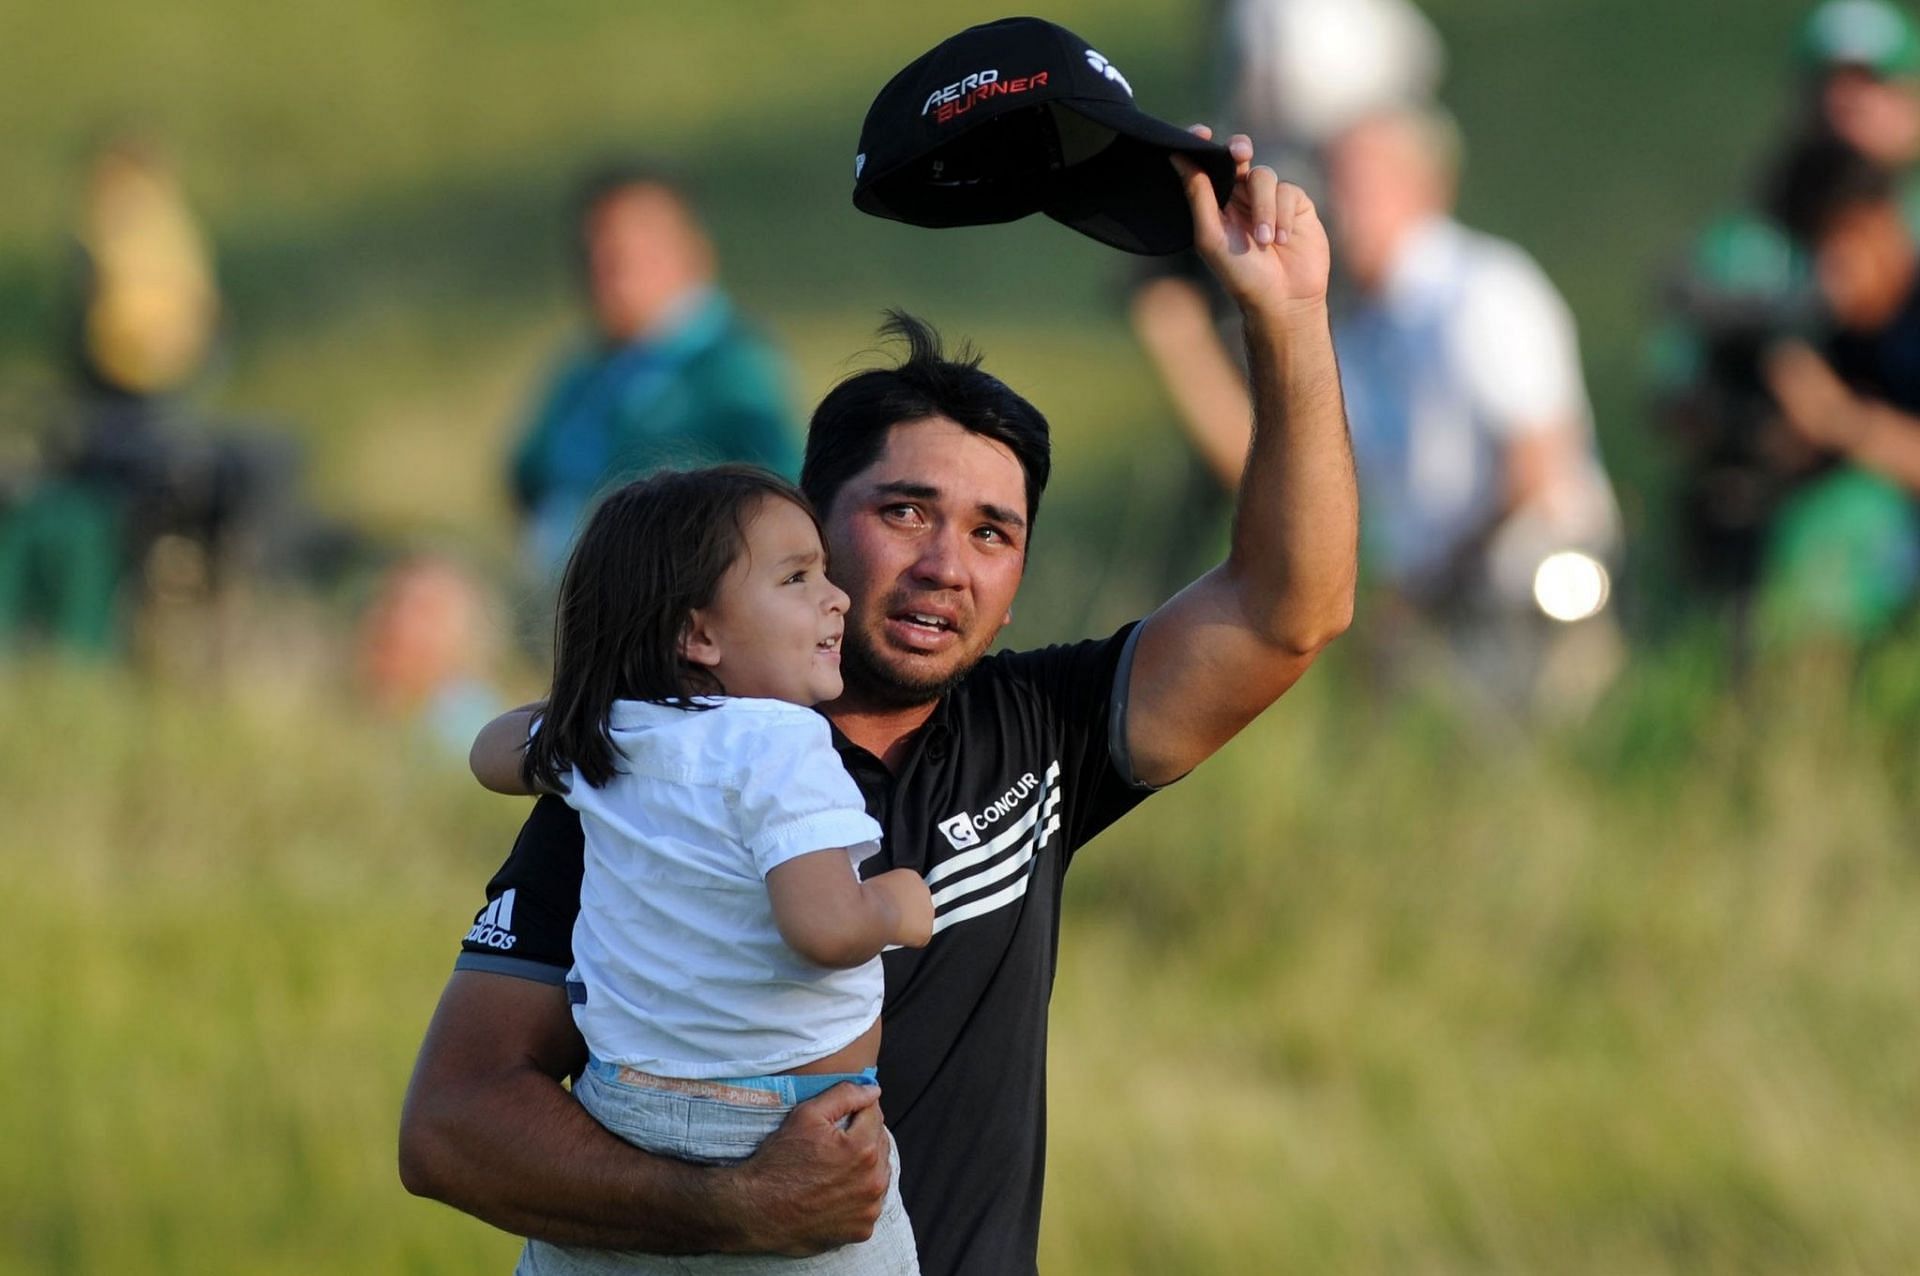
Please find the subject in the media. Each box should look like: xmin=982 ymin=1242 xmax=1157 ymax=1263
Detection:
xmin=938 ymin=812 xmax=980 ymax=849
xmin=937 ymin=772 xmax=1041 ymax=850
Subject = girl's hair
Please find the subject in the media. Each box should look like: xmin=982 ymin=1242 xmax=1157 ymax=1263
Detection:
xmin=523 ymin=464 xmax=820 ymax=792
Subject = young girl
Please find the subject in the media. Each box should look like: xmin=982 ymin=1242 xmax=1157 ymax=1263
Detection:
xmin=470 ymin=465 xmax=932 ymax=1275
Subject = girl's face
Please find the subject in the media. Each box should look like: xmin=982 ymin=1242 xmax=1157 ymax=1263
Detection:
xmin=682 ymin=496 xmax=850 ymax=705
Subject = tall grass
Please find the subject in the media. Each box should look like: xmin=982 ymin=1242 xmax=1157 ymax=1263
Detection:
xmin=3 ymin=642 xmax=1918 ymax=1274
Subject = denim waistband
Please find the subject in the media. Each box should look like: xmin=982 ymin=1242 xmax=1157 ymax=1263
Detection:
xmin=585 ymin=1059 xmax=878 ymax=1107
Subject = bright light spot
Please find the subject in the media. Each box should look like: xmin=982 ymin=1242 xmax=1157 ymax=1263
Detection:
xmin=1533 ymin=552 xmax=1610 ymax=623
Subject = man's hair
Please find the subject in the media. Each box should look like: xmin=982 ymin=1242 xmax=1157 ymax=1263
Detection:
xmin=1334 ymin=102 xmax=1465 ymax=183
xmin=801 ymin=311 xmax=1052 ymax=526
xmin=1766 ymin=134 xmax=1899 ymax=244
xmin=524 ymin=465 xmax=818 ymax=792
xmin=571 ymin=157 xmax=697 ymax=227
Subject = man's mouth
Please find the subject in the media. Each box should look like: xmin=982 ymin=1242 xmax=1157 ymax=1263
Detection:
xmin=883 ymin=606 xmax=963 ymax=653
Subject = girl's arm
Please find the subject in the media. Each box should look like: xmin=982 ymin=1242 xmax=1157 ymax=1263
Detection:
xmin=765 ymin=852 xmax=934 ymax=969
xmin=470 ymin=703 xmax=545 ymax=795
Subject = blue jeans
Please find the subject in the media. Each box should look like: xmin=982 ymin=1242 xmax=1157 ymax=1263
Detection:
xmin=516 ymin=1061 xmax=918 ymax=1275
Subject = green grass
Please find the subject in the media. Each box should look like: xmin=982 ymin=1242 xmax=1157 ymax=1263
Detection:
xmin=5 ymin=643 xmax=1920 ymax=1274
xmin=8 ymin=0 xmax=1920 ymax=1271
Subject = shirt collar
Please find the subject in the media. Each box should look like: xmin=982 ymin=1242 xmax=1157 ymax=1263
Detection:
xmin=1379 ymin=214 xmax=1465 ymax=312
xmin=603 ymin=286 xmax=730 ymax=358
xmin=828 ymin=694 xmax=956 ymax=776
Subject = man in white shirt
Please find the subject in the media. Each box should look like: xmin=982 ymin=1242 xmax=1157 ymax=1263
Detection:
xmin=1135 ymin=103 xmax=1619 ymax=708
xmin=1327 ymin=106 xmax=1618 ymax=610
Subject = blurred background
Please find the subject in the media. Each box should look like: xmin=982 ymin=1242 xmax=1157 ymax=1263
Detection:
xmin=6 ymin=0 xmax=1920 ymax=1272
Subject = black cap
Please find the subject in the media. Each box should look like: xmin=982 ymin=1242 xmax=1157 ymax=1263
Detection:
xmin=853 ymin=17 xmax=1238 ymax=255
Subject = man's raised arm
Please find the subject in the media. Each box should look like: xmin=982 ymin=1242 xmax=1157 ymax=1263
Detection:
xmin=398 ymin=972 xmax=890 ymax=1255
xmin=1125 ymin=129 xmax=1359 ymax=786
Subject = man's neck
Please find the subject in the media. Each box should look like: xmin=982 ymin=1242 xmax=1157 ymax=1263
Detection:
xmin=822 ymin=695 xmax=940 ymax=772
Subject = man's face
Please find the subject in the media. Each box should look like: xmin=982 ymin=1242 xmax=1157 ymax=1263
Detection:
xmin=583 ymin=184 xmax=712 ymax=343
xmin=819 ymin=416 xmax=1030 ymax=708
xmin=1324 ymin=115 xmax=1450 ymax=294
xmin=1816 ymin=201 xmax=1916 ymax=330
xmin=1822 ymin=66 xmax=1920 ymax=167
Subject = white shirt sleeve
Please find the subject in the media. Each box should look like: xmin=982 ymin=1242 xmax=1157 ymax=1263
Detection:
xmin=1451 ymin=244 xmax=1589 ymax=439
xmin=732 ymin=707 xmax=884 ymax=878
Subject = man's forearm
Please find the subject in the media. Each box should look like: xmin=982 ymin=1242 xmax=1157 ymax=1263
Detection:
xmin=402 ymin=1056 xmax=748 ymax=1249
xmin=398 ymin=973 xmax=753 ymax=1252
xmin=1847 ymin=400 xmax=1920 ymax=494
xmin=1230 ymin=301 xmax=1359 ymax=651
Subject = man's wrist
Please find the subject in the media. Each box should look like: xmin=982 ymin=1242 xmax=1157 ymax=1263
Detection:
xmin=1240 ymin=296 xmax=1331 ymax=338
xmin=700 ymin=1160 xmax=772 ymax=1254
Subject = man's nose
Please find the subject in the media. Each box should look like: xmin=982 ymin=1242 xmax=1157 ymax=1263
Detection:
xmin=910 ymin=527 xmax=968 ymax=589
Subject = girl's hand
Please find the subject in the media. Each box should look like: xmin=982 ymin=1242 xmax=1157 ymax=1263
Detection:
xmin=870 ymin=869 xmax=934 ymax=949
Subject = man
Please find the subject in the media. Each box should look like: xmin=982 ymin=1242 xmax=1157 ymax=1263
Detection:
xmin=1760 ymin=137 xmax=1920 ymax=636
xmin=510 ymin=164 xmax=799 ymax=578
xmin=1139 ymin=105 xmax=1617 ymax=706
xmin=1798 ymin=0 xmax=1920 ymax=171
xmin=401 ymin=133 xmax=1357 ymax=1273
xmin=1325 ymin=106 xmax=1618 ymax=608
xmin=1648 ymin=1 xmax=1920 ymax=626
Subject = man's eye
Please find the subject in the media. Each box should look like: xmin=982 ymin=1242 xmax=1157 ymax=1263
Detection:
xmin=883 ymin=504 xmax=922 ymax=522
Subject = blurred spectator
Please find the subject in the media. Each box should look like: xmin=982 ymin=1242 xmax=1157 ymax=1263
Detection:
xmin=1759 ymin=137 xmax=1920 ymax=638
xmin=1327 ymin=106 xmax=1622 ymax=703
xmin=0 ymin=132 xmax=222 ymax=655
xmin=1797 ymin=0 xmax=1920 ymax=169
xmin=1142 ymin=104 xmax=1621 ymax=711
xmin=70 ymin=133 xmax=220 ymax=403
xmin=0 ymin=131 xmax=366 ymax=658
xmin=1648 ymin=1 xmax=1920 ymax=641
xmin=358 ymin=555 xmax=505 ymax=759
xmin=509 ymin=163 xmax=799 ymax=578
xmin=1130 ymin=0 xmax=1445 ymax=602
xmin=1646 ymin=210 xmax=1821 ymax=615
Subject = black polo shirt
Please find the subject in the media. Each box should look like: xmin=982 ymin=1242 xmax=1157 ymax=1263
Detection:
xmin=455 ymin=623 xmax=1160 ymax=1276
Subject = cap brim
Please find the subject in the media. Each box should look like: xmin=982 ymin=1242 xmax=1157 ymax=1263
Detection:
xmin=1039 ymin=97 xmax=1237 ymax=255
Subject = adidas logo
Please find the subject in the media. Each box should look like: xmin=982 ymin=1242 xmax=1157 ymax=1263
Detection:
xmin=465 ymin=888 xmax=519 ymax=951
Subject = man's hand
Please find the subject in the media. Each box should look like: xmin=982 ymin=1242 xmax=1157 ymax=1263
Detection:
xmin=729 ymin=1082 xmax=892 ymax=1256
xmin=1173 ymin=128 xmax=1330 ymax=321
xmin=398 ymin=970 xmax=890 ymax=1255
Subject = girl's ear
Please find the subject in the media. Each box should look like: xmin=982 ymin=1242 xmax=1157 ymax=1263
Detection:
xmin=679 ymin=610 xmax=723 ymax=669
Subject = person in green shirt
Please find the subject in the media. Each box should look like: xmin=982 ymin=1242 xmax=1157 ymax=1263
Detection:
xmin=510 ymin=164 xmax=800 ymax=578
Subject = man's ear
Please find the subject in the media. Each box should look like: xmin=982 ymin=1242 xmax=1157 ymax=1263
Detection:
xmin=679 ymin=610 xmax=723 ymax=669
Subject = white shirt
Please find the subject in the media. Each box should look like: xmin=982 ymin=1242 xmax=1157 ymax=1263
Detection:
xmin=561 ymin=697 xmax=885 ymax=1078
xmin=1334 ymin=215 xmax=1620 ymax=589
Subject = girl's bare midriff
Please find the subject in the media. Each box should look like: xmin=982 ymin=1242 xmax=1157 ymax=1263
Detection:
xmin=783 ymin=1015 xmax=882 ymax=1075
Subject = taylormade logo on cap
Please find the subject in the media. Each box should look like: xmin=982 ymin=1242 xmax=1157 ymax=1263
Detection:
xmin=1084 ymin=49 xmax=1132 ymax=97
